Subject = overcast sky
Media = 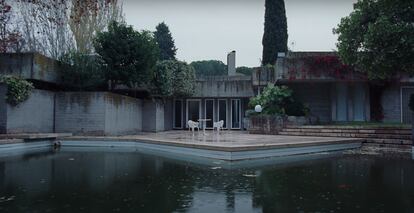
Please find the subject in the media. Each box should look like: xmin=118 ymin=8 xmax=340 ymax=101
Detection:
xmin=123 ymin=0 xmax=357 ymax=67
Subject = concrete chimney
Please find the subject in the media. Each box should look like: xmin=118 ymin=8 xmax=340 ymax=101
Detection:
xmin=227 ymin=51 xmax=236 ymax=76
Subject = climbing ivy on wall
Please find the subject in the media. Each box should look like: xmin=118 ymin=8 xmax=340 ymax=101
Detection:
xmin=0 ymin=75 xmax=34 ymax=106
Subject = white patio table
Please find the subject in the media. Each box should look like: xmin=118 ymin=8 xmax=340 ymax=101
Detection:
xmin=198 ymin=119 xmax=211 ymax=135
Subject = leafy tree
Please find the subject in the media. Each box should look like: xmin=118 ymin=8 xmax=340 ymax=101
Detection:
xmin=154 ymin=22 xmax=177 ymax=60
xmin=0 ymin=0 xmax=22 ymax=52
xmin=173 ymin=61 xmax=196 ymax=97
xmin=190 ymin=60 xmax=227 ymax=77
xmin=236 ymin=66 xmax=254 ymax=76
xmin=262 ymin=0 xmax=288 ymax=65
xmin=152 ymin=60 xmax=174 ymax=97
xmin=59 ymin=51 xmax=105 ymax=91
xmin=94 ymin=21 xmax=159 ymax=89
xmin=17 ymin=0 xmax=73 ymax=59
xmin=334 ymin=0 xmax=414 ymax=79
xmin=69 ymin=0 xmax=124 ymax=54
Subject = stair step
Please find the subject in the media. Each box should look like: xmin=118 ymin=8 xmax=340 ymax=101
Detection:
xmin=281 ymin=128 xmax=411 ymax=135
xmin=278 ymin=131 xmax=412 ymax=140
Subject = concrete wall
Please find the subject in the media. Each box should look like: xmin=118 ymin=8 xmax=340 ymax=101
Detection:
xmin=382 ymin=85 xmax=401 ymax=122
xmin=0 ymin=84 xmax=55 ymax=134
xmin=104 ymin=94 xmax=143 ymax=135
xmin=0 ymin=53 xmax=60 ymax=84
xmin=194 ymin=76 xmax=254 ymax=98
xmin=142 ymin=99 xmax=167 ymax=132
xmin=55 ymin=92 xmax=142 ymax=135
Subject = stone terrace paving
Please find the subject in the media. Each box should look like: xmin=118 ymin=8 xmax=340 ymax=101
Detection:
xmin=66 ymin=131 xmax=363 ymax=152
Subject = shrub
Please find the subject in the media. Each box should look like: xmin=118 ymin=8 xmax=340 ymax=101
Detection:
xmin=59 ymin=51 xmax=105 ymax=91
xmin=249 ymin=83 xmax=308 ymax=116
xmin=0 ymin=75 xmax=34 ymax=106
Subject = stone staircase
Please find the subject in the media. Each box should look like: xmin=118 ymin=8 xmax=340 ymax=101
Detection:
xmin=279 ymin=126 xmax=413 ymax=146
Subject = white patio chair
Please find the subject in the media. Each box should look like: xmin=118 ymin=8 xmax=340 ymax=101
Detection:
xmin=213 ymin=120 xmax=224 ymax=132
xmin=188 ymin=120 xmax=200 ymax=133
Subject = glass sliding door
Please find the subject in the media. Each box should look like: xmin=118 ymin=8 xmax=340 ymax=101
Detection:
xmin=204 ymin=99 xmax=214 ymax=129
xmin=173 ymin=99 xmax=183 ymax=129
xmin=187 ymin=100 xmax=201 ymax=126
xmin=218 ymin=99 xmax=227 ymax=129
xmin=231 ymin=99 xmax=241 ymax=129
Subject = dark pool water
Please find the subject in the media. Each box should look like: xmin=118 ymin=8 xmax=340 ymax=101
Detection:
xmin=0 ymin=149 xmax=413 ymax=213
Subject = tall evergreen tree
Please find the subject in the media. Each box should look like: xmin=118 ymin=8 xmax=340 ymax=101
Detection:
xmin=262 ymin=0 xmax=288 ymax=65
xmin=154 ymin=22 xmax=177 ymax=60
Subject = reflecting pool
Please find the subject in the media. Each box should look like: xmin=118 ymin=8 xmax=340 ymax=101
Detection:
xmin=0 ymin=148 xmax=413 ymax=212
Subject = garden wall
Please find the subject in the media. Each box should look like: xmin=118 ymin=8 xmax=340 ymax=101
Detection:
xmin=0 ymin=84 xmax=55 ymax=134
xmin=142 ymin=99 xmax=172 ymax=132
xmin=248 ymin=116 xmax=285 ymax=135
xmin=55 ymin=92 xmax=142 ymax=135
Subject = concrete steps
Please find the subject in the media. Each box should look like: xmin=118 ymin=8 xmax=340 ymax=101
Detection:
xmin=279 ymin=126 xmax=412 ymax=146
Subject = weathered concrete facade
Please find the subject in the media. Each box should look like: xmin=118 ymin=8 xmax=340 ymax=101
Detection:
xmin=55 ymin=92 xmax=143 ymax=135
xmin=194 ymin=76 xmax=254 ymax=98
xmin=0 ymin=53 xmax=60 ymax=84
xmin=0 ymin=84 xmax=55 ymax=134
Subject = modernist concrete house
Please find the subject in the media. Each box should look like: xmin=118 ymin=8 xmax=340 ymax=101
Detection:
xmin=0 ymin=52 xmax=412 ymax=135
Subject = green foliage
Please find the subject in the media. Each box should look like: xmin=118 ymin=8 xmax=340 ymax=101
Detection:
xmin=153 ymin=60 xmax=196 ymax=97
xmin=409 ymin=94 xmax=414 ymax=112
xmin=0 ymin=75 xmax=34 ymax=106
xmin=154 ymin=22 xmax=177 ymax=61
xmin=334 ymin=0 xmax=414 ymax=79
xmin=173 ymin=61 xmax=196 ymax=97
xmin=249 ymin=84 xmax=307 ymax=116
xmin=236 ymin=66 xmax=254 ymax=76
xmin=262 ymin=0 xmax=288 ymax=65
xmin=94 ymin=21 xmax=159 ymax=89
xmin=190 ymin=60 xmax=227 ymax=77
xmin=153 ymin=60 xmax=174 ymax=97
xmin=59 ymin=51 xmax=105 ymax=91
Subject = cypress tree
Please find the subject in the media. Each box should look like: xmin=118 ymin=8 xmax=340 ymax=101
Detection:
xmin=262 ymin=0 xmax=288 ymax=65
xmin=154 ymin=22 xmax=177 ymax=60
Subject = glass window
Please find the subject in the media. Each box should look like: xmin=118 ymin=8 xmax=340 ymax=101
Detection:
xmin=205 ymin=100 xmax=214 ymax=128
xmin=187 ymin=100 xmax=200 ymax=123
xmin=231 ymin=99 xmax=241 ymax=129
xmin=174 ymin=100 xmax=183 ymax=128
xmin=218 ymin=100 xmax=227 ymax=128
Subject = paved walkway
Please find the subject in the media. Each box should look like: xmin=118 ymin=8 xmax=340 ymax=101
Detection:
xmin=68 ymin=131 xmax=363 ymax=152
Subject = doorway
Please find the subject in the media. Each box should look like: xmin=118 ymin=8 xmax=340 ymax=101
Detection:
xmin=186 ymin=100 xmax=201 ymax=126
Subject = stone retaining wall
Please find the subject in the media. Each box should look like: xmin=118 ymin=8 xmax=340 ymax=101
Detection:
xmin=55 ymin=92 xmax=143 ymax=136
xmin=0 ymin=84 xmax=55 ymax=134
